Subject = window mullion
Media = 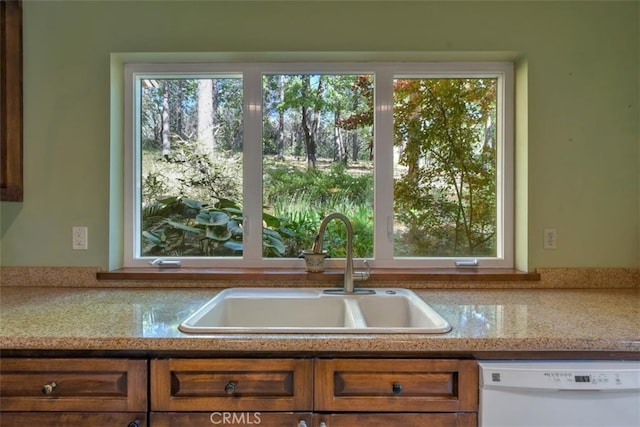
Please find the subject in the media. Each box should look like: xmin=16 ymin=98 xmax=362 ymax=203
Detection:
xmin=242 ymin=67 xmax=264 ymax=263
xmin=373 ymin=68 xmax=395 ymax=266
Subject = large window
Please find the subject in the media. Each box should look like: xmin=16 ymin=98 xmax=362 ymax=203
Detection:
xmin=124 ymin=62 xmax=513 ymax=268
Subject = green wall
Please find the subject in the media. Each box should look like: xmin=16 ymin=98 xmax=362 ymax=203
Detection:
xmin=1 ymin=0 xmax=638 ymax=271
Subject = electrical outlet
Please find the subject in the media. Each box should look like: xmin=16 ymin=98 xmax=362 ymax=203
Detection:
xmin=72 ymin=226 xmax=88 ymax=250
xmin=543 ymin=228 xmax=557 ymax=250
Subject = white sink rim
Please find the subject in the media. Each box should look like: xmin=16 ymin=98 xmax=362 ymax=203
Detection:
xmin=179 ymin=288 xmax=451 ymax=334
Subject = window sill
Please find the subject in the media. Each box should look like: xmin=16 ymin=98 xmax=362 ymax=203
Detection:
xmin=97 ymin=267 xmax=540 ymax=282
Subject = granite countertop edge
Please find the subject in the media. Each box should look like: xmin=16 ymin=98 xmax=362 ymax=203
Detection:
xmin=1 ymin=286 xmax=639 ymax=354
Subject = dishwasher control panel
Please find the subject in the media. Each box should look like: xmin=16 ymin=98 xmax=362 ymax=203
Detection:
xmin=480 ymin=361 xmax=640 ymax=390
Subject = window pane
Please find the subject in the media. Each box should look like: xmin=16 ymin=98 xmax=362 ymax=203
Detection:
xmin=262 ymin=74 xmax=374 ymax=258
xmin=138 ymin=77 xmax=244 ymax=257
xmin=393 ymin=78 xmax=498 ymax=258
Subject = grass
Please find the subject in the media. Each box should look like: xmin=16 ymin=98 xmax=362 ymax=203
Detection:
xmin=142 ymin=148 xmax=375 ymax=257
xmin=264 ymin=156 xmax=374 ymax=257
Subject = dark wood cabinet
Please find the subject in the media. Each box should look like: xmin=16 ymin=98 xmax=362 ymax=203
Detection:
xmin=314 ymin=413 xmax=476 ymax=427
xmin=151 ymin=358 xmax=314 ymax=412
xmin=0 ymin=0 xmax=23 ymax=202
xmin=0 ymin=358 xmax=148 ymax=427
xmin=1 ymin=356 xmax=478 ymax=426
xmin=315 ymin=358 xmax=478 ymax=413
xmin=151 ymin=412 xmax=313 ymax=427
xmin=151 ymin=358 xmax=478 ymax=427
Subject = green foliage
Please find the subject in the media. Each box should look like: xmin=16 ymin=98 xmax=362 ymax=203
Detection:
xmin=393 ymin=78 xmax=497 ymax=256
xmin=261 ymin=74 xmax=374 ymax=165
xmin=142 ymin=140 xmax=242 ymax=206
xmin=264 ymin=160 xmax=373 ymax=208
xmin=139 ymin=73 xmax=499 ymax=260
xmin=272 ymin=197 xmax=373 ymax=259
xmin=264 ymin=158 xmax=374 ymax=258
xmin=319 ymin=204 xmax=373 ymax=258
xmin=142 ymin=196 xmax=287 ymax=257
xmin=140 ymin=78 xmax=243 ymax=153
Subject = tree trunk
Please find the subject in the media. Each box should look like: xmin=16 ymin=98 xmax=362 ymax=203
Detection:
xmin=175 ymin=81 xmax=184 ymax=139
xmin=198 ymin=79 xmax=215 ymax=153
xmin=310 ymin=76 xmax=323 ymax=147
xmin=301 ymin=104 xmax=316 ymax=169
xmin=334 ymin=110 xmax=346 ymax=164
xmin=301 ymin=76 xmax=317 ymax=169
xmin=350 ymin=131 xmax=360 ymax=163
xmin=277 ymin=75 xmax=286 ymax=160
xmin=161 ymin=82 xmax=171 ymax=156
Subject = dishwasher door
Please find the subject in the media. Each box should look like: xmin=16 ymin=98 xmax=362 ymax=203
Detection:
xmin=479 ymin=361 xmax=640 ymax=427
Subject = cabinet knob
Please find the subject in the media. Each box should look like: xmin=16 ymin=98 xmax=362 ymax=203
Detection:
xmin=224 ymin=381 xmax=236 ymax=395
xmin=41 ymin=382 xmax=57 ymax=395
xmin=297 ymin=421 xmax=308 ymax=427
xmin=319 ymin=422 xmax=328 ymax=427
xmin=127 ymin=421 xmax=140 ymax=427
xmin=392 ymin=382 xmax=403 ymax=394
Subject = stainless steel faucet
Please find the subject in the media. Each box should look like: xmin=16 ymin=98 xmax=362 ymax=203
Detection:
xmin=312 ymin=213 xmax=370 ymax=294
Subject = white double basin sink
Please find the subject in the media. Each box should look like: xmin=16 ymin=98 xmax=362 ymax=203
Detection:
xmin=179 ymin=288 xmax=451 ymax=334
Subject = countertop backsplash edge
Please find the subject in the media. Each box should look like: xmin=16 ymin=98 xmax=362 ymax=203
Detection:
xmin=0 ymin=266 xmax=638 ymax=289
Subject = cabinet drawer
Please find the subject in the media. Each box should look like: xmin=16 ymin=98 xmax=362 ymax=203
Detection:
xmin=151 ymin=412 xmax=312 ymax=427
xmin=315 ymin=359 xmax=478 ymax=412
xmin=151 ymin=358 xmax=313 ymax=411
xmin=315 ymin=413 xmax=477 ymax=427
xmin=0 ymin=358 xmax=147 ymax=412
xmin=0 ymin=412 xmax=147 ymax=427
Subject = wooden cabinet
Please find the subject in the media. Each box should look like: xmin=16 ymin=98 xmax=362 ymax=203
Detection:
xmin=0 ymin=0 xmax=23 ymax=202
xmin=0 ymin=358 xmax=148 ymax=427
xmin=0 ymin=356 xmax=477 ymax=426
xmin=151 ymin=358 xmax=478 ymax=427
xmin=151 ymin=358 xmax=313 ymax=412
xmin=315 ymin=358 xmax=477 ymax=412
xmin=315 ymin=413 xmax=476 ymax=427
xmin=151 ymin=358 xmax=313 ymax=426
xmin=151 ymin=412 xmax=313 ymax=427
xmin=314 ymin=358 xmax=477 ymax=427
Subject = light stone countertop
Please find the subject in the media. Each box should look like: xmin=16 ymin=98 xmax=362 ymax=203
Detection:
xmin=1 ymin=286 xmax=638 ymax=355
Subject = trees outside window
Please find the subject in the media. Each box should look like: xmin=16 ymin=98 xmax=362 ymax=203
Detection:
xmin=124 ymin=62 xmax=513 ymax=268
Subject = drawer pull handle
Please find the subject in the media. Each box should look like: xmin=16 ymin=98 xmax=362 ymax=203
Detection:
xmin=224 ymin=381 xmax=237 ymax=395
xmin=297 ymin=421 xmax=308 ymax=427
xmin=392 ymin=382 xmax=403 ymax=394
xmin=127 ymin=421 xmax=140 ymax=427
xmin=319 ymin=422 xmax=327 ymax=427
xmin=41 ymin=382 xmax=57 ymax=395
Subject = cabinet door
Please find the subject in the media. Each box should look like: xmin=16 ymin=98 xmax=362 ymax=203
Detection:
xmin=0 ymin=412 xmax=147 ymax=427
xmin=314 ymin=413 xmax=477 ymax=427
xmin=0 ymin=358 xmax=147 ymax=412
xmin=0 ymin=0 xmax=24 ymax=201
xmin=151 ymin=412 xmax=312 ymax=427
xmin=151 ymin=358 xmax=313 ymax=411
xmin=315 ymin=359 xmax=478 ymax=413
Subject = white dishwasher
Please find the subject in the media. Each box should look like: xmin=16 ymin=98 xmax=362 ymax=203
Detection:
xmin=479 ymin=361 xmax=640 ymax=427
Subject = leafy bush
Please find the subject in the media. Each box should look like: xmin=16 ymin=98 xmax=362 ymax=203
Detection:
xmin=263 ymin=161 xmax=373 ymax=208
xmin=264 ymin=160 xmax=374 ymax=257
xmin=142 ymin=196 xmax=288 ymax=257
xmin=142 ymin=142 xmax=242 ymax=207
xmin=271 ymin=194 xmax=373 ymax=258
xmin=141 ymin=148 xmax=375 ymax=258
